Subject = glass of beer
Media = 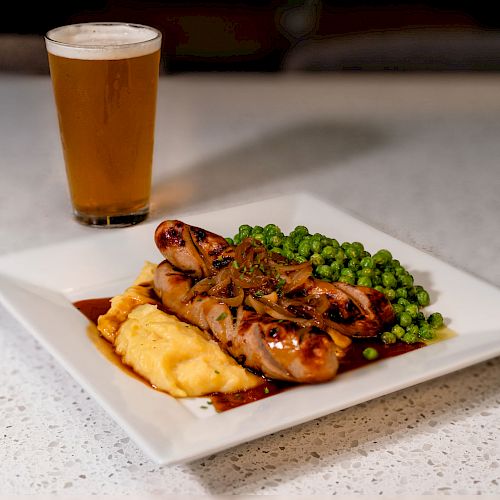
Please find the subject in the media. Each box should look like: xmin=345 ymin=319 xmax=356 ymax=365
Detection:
xmin=45 ymin=23 xmax=162 ymax=227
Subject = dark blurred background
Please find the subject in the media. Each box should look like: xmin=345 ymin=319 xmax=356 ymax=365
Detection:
xmin=1 ymin=0 xmax=500 ymax=73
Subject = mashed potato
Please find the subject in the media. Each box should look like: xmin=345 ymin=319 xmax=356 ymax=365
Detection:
xmin=97 ymin=262 xmax=262 ymax=397
xmin=115 ymin=304 xmax=262 ymax=397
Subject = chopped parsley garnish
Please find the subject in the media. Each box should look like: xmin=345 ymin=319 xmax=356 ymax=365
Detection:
xmin=264 ymin=387 xmax=270 ymax=394
xmin=216 ymin=312 xmax=227 ymax=321
xmin=276 ymin=278 xmax=286 ymax=294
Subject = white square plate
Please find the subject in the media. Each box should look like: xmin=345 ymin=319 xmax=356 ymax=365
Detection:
xmin=1 ymin=192 xmax=499 ymax=465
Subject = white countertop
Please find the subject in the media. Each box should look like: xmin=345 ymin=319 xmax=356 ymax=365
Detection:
xmin=0 ymin=73 xmax=499 ymax=496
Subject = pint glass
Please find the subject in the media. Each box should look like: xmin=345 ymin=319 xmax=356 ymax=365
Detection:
xmin=45 ymin=23 xmax=162 ymax=227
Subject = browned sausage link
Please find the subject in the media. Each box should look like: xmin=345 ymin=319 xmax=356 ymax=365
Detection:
xmin=154 ymin=261 xmax=338 ymax=383
xmin=155 ymin=220 xmax=234 ymax=278
xmin=187 ymin=224 xmax=235 ymax=274
xmin=300 ymin=279 xmax=395 ymax=337
xmin=234 ymin=308 xmax=338 ymax=383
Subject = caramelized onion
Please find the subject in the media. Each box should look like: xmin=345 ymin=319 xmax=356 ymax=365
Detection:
xmin=183 ymin=237 xmax=340 ymax=329
xmin=245 ymin=295 xmax=315 ymax=327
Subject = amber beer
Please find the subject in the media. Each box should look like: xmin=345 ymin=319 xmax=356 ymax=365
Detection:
xmin=45 ymin=23 xmax=161 ymax=226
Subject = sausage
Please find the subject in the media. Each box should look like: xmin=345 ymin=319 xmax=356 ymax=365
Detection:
xmin=154 ymin=260 xmax=338 ymax=383
xmin=155 ymin=220 xmax=234 ymax=278
xmin=299 ymin=279 xmax=395 ymax=337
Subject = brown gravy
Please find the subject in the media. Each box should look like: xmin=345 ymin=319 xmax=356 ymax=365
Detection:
xmin=73 ymin=297 xmax=447 ymax=413
xmin=74 ymin=297 xmax=151 ymax=387
xmin=74 ymin=297 xmax=112 ymax=324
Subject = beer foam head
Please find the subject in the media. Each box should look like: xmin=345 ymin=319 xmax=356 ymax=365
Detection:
xmin=45 ymin=23 xmax=162 ymax=60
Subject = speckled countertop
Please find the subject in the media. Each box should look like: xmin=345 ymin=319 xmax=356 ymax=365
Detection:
xmin=1 ymin=73 xmax=499 ymax=496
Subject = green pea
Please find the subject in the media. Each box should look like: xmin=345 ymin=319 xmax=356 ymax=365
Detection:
xmin=394 ymin=265 xmax=406 ymax=277
xmin=428 ymin=312 xmax=444 ymax=328
xmin=357 ymin=276 xmax=372 ymax=287
xmin=330 ymin=261 xmax=341 ymax=274
xmin=330 ymin=270 xmax=340 ymax=282
xmin=417 ymin=290 xmax=430 ymax=307
xmin=264 ymin=224 xmax=280 ymax=236
xmin=416 ymin=311 xmax=426 ymax=324
xmin=418 ymin=324 xmax=435 ymax=340
xmin=382 ymin=272 xmax=397 ymax=289
xmin=312 ymin=232 xmax=322 ymax=240
xmin=329 ymin=238 xmax=340 ymax=249
xmin=397 ymin=297 xmax=410 ymax=307
xmin=233 ymin=234 xmax=242 ymax=245
xmin=396 ymin=288 xmax=408 ymax=300
xmin=294 ymin=255 xmax=307 ymax=264
xmin=360 ymin=256 xmax=375 ymax=269
xmin=402 ymin=331 xmax=419 ymax=344
xmin=348 ymin=258 xmax=360 ymax=271
xmin=384 ymin=288 xmax=396 ymax=301
xmin=346 ymin=246 xmax=360 ymax=260
xmin=362 ymin=347 xmax=379 ymax=360
xmin=392 ymin=303 xmax=404 ymax=315
xmin=293 ymin=225 xmax=309 ymax=237
xmin=270 ymin=247 xmax=282 ymax=255
xmin=282 ymin=237 xmax=296 ymax=253
xmin=292 ymin=235 xmax=304 ymax=248
xmin=251 ymin=225 xmax=264 ymax=236
xmin=351 ymin=242 xmax=365 ymax=254
xmin=335 ymin=248 xmax=346 ymax=262
xmin=358 ymin=267 xmax=374 ymax=278
xmin=405 ymin=303 xmax=419 ymax=318
xmin=341 ymin=242 xmax=351 ymax=251
xmin=253 ymin=233 xmax=265 ymax=244
xmin=373 ymin=249 xmax=392 ymax=266
xmin=392 ymin=324 xmax=405 ymax=339
xmin=239 ymin=224 xmax=252 ymax=238
xmin=321 ymin=245 xmax=336 ymax=261
xmin=399 ymin=311 xmax=412 ymax=327
xmin=406 ymin=324 xmax=419 ymax=336
xmin=381 ymin=331 xmax=397 ymax=344
xmin=297 ymin=240 xmax=312 ymax=258
xmin=310 ymin=253 xmax=324 ymax=266
xmin=399 ymin=274 xmax=414 ymax=288
xmin=282 ymin=249 xmax=295 ymax=261
xmin=311 ymin=239 xmax=322 ymax=254
xmin=225 ymin=237 xmax=234 ymax=245
xmin=338 ymin=275 xmax=355 ymax=285
xmin=264 ymin=233 xmax=283 ymax=247
xmin=340 ymin=268 xmax=355 ymax=278
xmin=317 ymin=264 xmax=333 ymax=280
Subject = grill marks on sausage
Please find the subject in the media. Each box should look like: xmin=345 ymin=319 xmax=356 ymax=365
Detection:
xmin=212 ymin=256 xmax=233 ymax=270
xmin=157 ymin=225 xmax=186 ymax=249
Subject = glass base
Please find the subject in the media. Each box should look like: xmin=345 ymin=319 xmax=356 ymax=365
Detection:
xmin=73 ymin=207 xmax=149 ymax=228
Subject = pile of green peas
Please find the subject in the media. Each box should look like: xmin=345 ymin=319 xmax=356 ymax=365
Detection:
xmin=227 ymin=223 xmax=444 ymax=345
